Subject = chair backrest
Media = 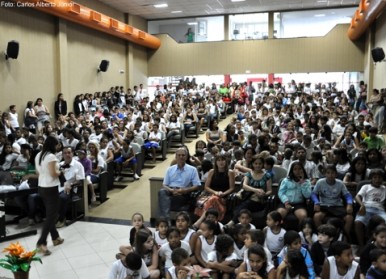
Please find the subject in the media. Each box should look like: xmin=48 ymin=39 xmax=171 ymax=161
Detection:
xmin=0 ymin=171 xmax=14 ymax=185
xmin=272 ymin=165 xmax=288 ymax=184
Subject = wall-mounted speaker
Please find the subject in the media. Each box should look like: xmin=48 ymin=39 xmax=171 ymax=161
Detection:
xmin=371 ymin=47 xmax=385 ymax=63
xmin=5 ymin=40 xmax=19 ymax=60
xmin=98 ymin=60 xmax=109 ymax=72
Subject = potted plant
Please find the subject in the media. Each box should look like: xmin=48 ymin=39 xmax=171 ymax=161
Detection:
xmin=0 ymin=242 xmax=42 ymax=279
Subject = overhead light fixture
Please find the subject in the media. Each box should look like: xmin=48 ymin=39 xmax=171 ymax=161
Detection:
xmin=314 ymin=14 xmax=326 ymax=17
xmin=171 ymin=10 xmax=182 ymax=13
xmin=154 ymin=3 xmax=168 ymax=8
xmin=187 ymin=22 xmax=198 ymax=25
xmin=231 ymin=0 xmax=246 ymax=2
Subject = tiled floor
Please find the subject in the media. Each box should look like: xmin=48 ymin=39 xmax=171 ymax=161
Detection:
xmin=0 ymin=221 xmax=135 ymax=279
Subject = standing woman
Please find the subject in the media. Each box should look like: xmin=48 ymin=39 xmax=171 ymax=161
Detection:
xmin=35 ymin=136 xmax=64 ymax=255
xmin=54 ymin=93 xmax=67 ymax=120
xmin=34 ymin=98 xmax=51 ymax=133
xmin=24 ymin=101 xmax=38 ymax=133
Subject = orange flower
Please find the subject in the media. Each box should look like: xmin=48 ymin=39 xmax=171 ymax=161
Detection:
xmin=20 ymin=250 xmax=36 ymax=261
xmin=2 ymin=242 xmax=25 ymax=257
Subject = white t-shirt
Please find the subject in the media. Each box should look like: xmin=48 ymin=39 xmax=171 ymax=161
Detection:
xmin=9 ymin=112 xmax=19 ymax=129
xmin=357 ymin=184 xmax=386 ymax=210
xmin=35 ymin=152 xmax=60 ymax=187
xmin=108 ymin=259 xmax=150 ymax=279
xmin=159 ymin=241 xmax=191 ymax=269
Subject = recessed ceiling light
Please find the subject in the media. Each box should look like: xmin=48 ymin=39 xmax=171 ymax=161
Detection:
xmin=314 ymin=14 xmax=326 ymax=17
xmin=231 ymin=0 xmax=246 ymax=2
xmin=171 ymin=11 xmax=182 ymax=13
xmin=187 ymin=22 xmax=198 ymax=25
xmin=154 ymin=3 xmax=168 ymax=8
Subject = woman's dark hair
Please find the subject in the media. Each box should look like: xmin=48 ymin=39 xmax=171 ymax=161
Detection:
xmin=333 ymin=148 xmax=350 ymax=164
xmin=0 ymin=143 xmax=12 ymax=165
xmin=57 ymin=93 xmax=63 ymax=101
xmin=213 ymin=154 xmax=229 ymax=177
xmin=26 ymin=101 xmax=33 ymax=109
xmin=34 ymin=98 xmax=43 ymax=106
xmin=209 ymin=119 xmax=218 ymax=131
xmin=288 ymin=161 xmax=308 ymax=180
xmin=38 ymin=136 xmax=59 ymax=166
xmin=287 ymin=249 xmax=309 ymax=278
xmin=367 ymin=148 xmax=383 ymax=167
xmin=347 ymin=156 xmax=368 ymax=182
xmin=248 ymin=245 xmax=268 ymax=277
xmin=134 ymin=229 xmax=153 ymax=258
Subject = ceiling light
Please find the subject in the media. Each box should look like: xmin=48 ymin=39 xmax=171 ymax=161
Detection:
xmin=171 ymin=11 xmax=182 ymax=13
xmin=314 ymin=14 xmax=326 ymax=17
xmin=187 ymin=22 xmax=198 ymax=25
xmin=154 ymin=3 xmax=168 ymax=8
xmin=231 ymin=0 xmax=246 ymax=2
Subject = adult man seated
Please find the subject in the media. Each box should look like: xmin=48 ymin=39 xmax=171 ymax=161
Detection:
xmin=158 ymin=148 xmax=201 ymax=221
xmin=56 ymin=146 xmax=85 ymax=228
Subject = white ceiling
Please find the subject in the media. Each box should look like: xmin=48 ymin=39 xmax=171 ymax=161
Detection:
xmin=98 ymin=0 xmax=360 ymax=20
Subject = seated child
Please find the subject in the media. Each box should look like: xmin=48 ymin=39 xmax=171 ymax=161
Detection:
xmin=244 ymin=230 xmax=274 ymax=271
xmin=154 ymin=218 xmax=169 ymax=249
xmin=144 ymin=123 xmax=162 ymax=163
xmin=355 ymin=169 xmax=386 ymax=251
xmin=159 ymin=227 xmax=192 ymax=271
xmin=276 ymin=249 xmax=310 ymax=279
xmin=207 ymin=234 xmax=240 ymax=279
xmin=321 ymin=241 xmax=360 ymax=279
xmin=194 ymin=220 xmax=217 ymax=267
xmin=237 ymin=244 xmax=275 ymax=279
xmin=192 ymin=208 xmax=223 ymax=235
xmin=230 ymin=224 xmax=248 ymax=260
xmin=277 ymin=230 xmax=316 ymax=279
xmin=366 ymin=248 xmax=386 ymax=279
xmin=114 ymin=139 xmax=139 ymax=181
xmin=108 ymin=252 xmax=150 ymax=279
xmin=311 ymin=164 xmax=353 ymax=241
xmin=298 ymin=218 xmax=318 ymax=251
xmin=263 ymin=211 xmax=286 ymax=263
xmin=226 ymin=209 xmax=256 ymax=231
xmin=360 ymin=225 xmax=386 ymax=278
xmin=310 ymin=224 xmax=336 ymax=276
xmin=166 ymin=248 xmax=191 ymax=279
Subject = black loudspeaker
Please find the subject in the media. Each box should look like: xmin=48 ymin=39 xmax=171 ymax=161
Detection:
xmin=371 ymin=47 xmax=385 ymax=63
xmin=5 ymin=40 xmax=19 ymax=60
xmin=98 ymin=60 xmax=109 ymax=72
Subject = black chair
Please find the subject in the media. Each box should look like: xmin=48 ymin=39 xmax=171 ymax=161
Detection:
xmin=67 ymin=180 xmax=85 ymax=225
xmin=93 ymin=171 xmax=108 ymax=203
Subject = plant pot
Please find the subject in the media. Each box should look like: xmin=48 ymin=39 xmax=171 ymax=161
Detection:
xmin=13 ymin=271 xmax=29 ymax=279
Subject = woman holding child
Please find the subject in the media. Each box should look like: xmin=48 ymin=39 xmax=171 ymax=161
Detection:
xmin=195 ymin=154 xmax=235 ymax=220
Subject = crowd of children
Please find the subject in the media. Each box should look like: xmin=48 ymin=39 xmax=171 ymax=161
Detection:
xmin=108 ymin=207 xmax=386 ymax=279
